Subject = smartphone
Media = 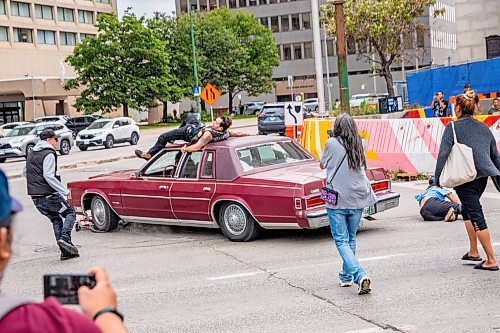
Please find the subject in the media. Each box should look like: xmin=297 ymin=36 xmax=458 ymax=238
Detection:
xmin=327 ymin=130 xmax=333 ymax=137
xmin=44 ymin=274 xmax=96 ymax=304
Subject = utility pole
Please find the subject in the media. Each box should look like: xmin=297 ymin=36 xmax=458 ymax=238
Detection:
xmin=323 ymin=23 xmax=332 ymax=109
xmin=333 ymin=0 xmax=350 ymax=114
xmin=188 ymin=0 xmax=201 ymax=116
xmin=25 ymin=73 xmax=35 ymax=119
xmin=311 ymin=0 xmax=326 ymax=116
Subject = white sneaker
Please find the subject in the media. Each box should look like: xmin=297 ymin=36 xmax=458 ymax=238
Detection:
xmin=340 ymin=279 xmax=354 ymax=287
xmin=358 ymin=276 xmax=371 ymax=295
xmin=444 ymin=208 xmax=456 ymax=222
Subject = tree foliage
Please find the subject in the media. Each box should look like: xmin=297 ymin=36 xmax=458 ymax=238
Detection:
xmin=321 ymin=0 xmax=444 ymax=96
xmin=65 ymin=13 xmax=176 ymax=116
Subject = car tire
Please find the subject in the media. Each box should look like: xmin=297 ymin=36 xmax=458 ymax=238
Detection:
xmin=104 ymin=135 xmax=114 ymax=149
xmin=25 ymin=144 xmax=35 ymax=156
xmin=129 ymin=132 xmax=139 ymax=145
xmin=218 ymin=202 xmax=260 ymax=242
xmin=71 ymin=129 xmax=77 ymax=139
xmin=78 ymin=145 xmax=88 ymax=151
xmin=90 ymin=195 xmax=119 ymax=232
xmin=0 ymin=158 xmax=6 ymax=163
xmin=59 ymin=139 xmax=71 ymax=155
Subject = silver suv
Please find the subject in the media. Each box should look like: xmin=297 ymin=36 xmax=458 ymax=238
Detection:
xmin=0 ymin=122 xmax=74 ymax=163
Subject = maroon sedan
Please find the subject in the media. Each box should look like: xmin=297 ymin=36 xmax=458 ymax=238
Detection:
xmin=68 ymin=136 xmax=400 ymax=241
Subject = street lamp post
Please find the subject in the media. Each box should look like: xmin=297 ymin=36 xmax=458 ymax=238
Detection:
xmin=333 ymin=0 xmax=350 ymax=114
xmin=188 ymin=0 xmax=201 ymax=116
xmin=311 ymin=0 xmax=326 ymax=116
xmin=25 ymin=73 xmax=35 ymax=120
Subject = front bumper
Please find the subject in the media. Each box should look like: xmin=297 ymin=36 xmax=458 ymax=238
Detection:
xmin=0 ymin=147 xmax=24 ymax=158
xmin=305 ymin=191 xmax=401 ymax=229
xmin=76 ymin=138 xmax=103 ymax=147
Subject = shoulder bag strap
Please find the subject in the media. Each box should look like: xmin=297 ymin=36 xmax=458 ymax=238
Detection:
xmin=327 ymin=151 xmax=347 ymax=186
xmin=450 ymin=121 xmax=458 ymax=144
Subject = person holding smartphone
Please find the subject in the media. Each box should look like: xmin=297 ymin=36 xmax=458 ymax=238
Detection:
xmin=430 ymin=91 xmax=450 ymax=117
xmin=0 ymin=170 xmax=128 ymax=333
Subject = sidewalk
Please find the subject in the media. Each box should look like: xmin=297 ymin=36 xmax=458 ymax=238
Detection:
xmin=5 ymin=118 xmax=257 ymax=179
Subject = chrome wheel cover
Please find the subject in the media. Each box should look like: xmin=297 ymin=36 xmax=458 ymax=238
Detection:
xmin=61 ymin=141 xmax=70 ymax=154
xmin=131 ymin=133 xmax=138 ymax=144
xmin=93 ymin=198 xmax=106 ymax=228
xmin=223 ymin=204 xmax=247 ymax=236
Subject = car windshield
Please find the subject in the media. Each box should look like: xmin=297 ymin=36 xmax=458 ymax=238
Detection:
xmin=262 ymin=106 xmax=283 ymax=114
xmin=88 ymin=121 xmax=111 ymax=129
xmin=7 ymin=126 xmax=35 ymax=137
xmin=236 ymin=142 xmax=311 ymax=172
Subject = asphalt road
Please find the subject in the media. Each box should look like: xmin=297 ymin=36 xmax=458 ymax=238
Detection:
xmin=2 ymin=129 xmax=500 ymax=333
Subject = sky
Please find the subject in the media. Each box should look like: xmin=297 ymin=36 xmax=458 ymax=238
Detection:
xmin=117 ymin=0 xmax=177 ymax=18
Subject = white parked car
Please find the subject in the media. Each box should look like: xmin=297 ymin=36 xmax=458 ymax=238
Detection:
xmin=35 ymin=115 xmax=70 ymax=124
xmin=76 ymin=117 xmax=140 ymax=151
xmin=0 ymin=122 xmax=31 ymax=137
xmin=303 ymin=98 xmax=319 ymax=111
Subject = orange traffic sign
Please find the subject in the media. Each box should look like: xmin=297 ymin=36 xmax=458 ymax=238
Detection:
xmin=200 ymin=83 xmax=221 ymax=106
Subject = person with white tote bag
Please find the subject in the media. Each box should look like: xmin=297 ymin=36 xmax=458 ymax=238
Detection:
xmin=435 ymin=90 xmax=500 ymax=271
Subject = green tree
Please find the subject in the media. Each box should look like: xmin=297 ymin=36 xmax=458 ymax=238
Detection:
xmin=173 ymin=8 xmax=280 ymax=112
xmin=65 ymin=13 xmax=176 ymax=117
xmin=321 ymin=0 xmax=444 ymax=96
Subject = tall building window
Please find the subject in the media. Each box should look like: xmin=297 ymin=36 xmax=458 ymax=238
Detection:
xmin=283 ymin=44 xmax=292 ymax=60
xmin=228 ymin=0 xmax=237 ymax=8
xmin=80 ymin=33 xmax=95 ymax=41
xmin=347 ymin=37 xmax=356 ymax=54
xmin=0 ymin=26 xmax=8 ymax=41
xmin=291 ymin=14 xmax=300 ymax=31
xmin=0 ymin=0 xmax=5 ymax=15
xmin=180 ymin=0 xmax=188 ymax=12
xmin=35 ymin=5 xmax=53 ymax=20
xmin=293 ymin=43 xmax=302 ymax=60
xmin=219 ymin=0 xmax=227 ymax=7
xmin=327 ymin=39 xmax=335 ymax=56
xmin=302 ymin=13 xmax=311 ymax=29
xmin=249 ymin=0 xmax=257 ymax=6
xmin=269 ymin=0 xmax=277 ymax=4
xmin=260 ymin=17 xmax=269 ymax=28
xmin=277 ymin=45 xmax=281 ymax=60
xmin=281 ymin=15 xmax=289 ymax=32
xmin=270 ymin=16 xmax=279 ymax=33
xmin=304 ymin=42 xmax=313 ymax=58
xmin=417 ymin=29 xmax=425 ymax=48
xmin=58 ymin=8 xmax=74 ymax=22
xmin=13 ymin=28 xmax=33 ymax=43
xmin=60 ymin=31 xmax=76 ymax=46
xmin=238 ymin=0 xmax=246 ymax=7
xmin=37 ymin=30 xmax=56 ymax=44
xmin=209 ymin=0 xmax=217 ymax=10
xmin=11 ymin=1 xmax=30 ymax=17
xmin=79 ymin=10 xmax=94 ymax=24
xmin=96 ymin=0 xmax=111 ymax=3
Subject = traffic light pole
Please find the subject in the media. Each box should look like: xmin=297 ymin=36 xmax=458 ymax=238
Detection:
xmin=188 ymin=0 xmax=201 ymax=116
xmin=333 ymin=0 xmax=350 ymax=114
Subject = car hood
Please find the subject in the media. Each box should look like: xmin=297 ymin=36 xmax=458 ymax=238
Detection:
xmin=0 ymin=135 xmax=32 ymax=145
xmin=79 ymin=128 xmax=107 ymax=135
xmin=87 ymin=170 xmax=137 ymax=180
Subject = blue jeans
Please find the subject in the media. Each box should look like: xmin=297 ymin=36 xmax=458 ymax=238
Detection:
xmin=33 ymin=194 xmax=76 ymax=255
xmin=327 ymin=208 xmax=366 ymax=284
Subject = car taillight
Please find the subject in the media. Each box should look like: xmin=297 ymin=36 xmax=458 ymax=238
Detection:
xmin=371 ymin=181 xmax=390 ymax=192
xmin=294 ymin=198 xmax=302 ymax=210
xmin=257 ymin=112 xmax=264 ymax=117
xmin=305 ymin=196 xmax=324 ymax=209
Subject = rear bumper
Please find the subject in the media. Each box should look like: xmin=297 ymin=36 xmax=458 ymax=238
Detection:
xmin=305 ymin=191 xmax=400 ymax=229
xmin=258 ymin=123 xmax=285 ymax=133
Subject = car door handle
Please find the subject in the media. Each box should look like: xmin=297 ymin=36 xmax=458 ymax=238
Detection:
xmin=159 ymin=185 xmax=169 ymax=190
xmin=203 ymin=187 xmax=211 ymax=192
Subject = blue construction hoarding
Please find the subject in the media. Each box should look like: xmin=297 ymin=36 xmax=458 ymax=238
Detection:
xmin=407 ymin=57 xmax=500 ymax=107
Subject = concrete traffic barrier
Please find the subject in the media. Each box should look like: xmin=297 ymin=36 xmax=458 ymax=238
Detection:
xmin=299 ymin=115 xmax=500 ymax=173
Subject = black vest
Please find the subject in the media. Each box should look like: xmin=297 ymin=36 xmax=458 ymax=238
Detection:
xmin=26 ymin=148 xmax=58 ymax=196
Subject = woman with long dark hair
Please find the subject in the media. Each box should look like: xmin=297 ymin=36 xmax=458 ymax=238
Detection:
xmin=320 ymin=113 xmax=376 ymax=295
xmin=435 ymin=90 xmax=499 ymax=271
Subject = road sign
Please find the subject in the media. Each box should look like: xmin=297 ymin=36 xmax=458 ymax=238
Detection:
xmin=295 ymin=95 xmax=302 ymax=103
xmin=200 ymin=83 xmax=221 ymax=106
xmin=284 ymin=102 xmax=303 ymax=126
xmin=193 ymin=86 xmax=200 ymax=97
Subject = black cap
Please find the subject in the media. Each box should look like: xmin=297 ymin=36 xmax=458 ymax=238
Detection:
xmin=463 ymin=83 xmax=470 ymax=89
xmin=428 ymin=176 xmax=436 ymax=186
xmin=39 ymin=129 xmax=60 ymax=140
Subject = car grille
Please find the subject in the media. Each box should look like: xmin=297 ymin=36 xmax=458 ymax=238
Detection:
xmin=79 ymin=134 xmax=95 ymax=139
xmin=0 ymin=143 xmax=12 ymax=149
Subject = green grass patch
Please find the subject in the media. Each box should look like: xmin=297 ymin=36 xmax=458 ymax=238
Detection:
xmin=139 ymin=122 xmax=181 ymax=130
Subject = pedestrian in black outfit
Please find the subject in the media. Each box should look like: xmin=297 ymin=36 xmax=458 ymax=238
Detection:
xmin=435 ymin=90 xmax=500 ymax=271
xmin=430 ymin=91 xmax=450 ymax=117
xmin=23 ymin=129 xmax=79 ymax=261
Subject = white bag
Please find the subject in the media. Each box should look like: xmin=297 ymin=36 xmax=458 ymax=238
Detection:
xmin=439 ymin=122 xmax=477 ymax=187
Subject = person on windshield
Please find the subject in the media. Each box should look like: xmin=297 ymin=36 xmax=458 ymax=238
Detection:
xmin=415 ymin=177 xmax=462 ymax=222
xmin=135 ymin=115 xmax=253 ymax=160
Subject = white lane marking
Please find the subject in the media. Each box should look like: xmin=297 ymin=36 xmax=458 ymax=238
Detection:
xmin=207 ymin=272 xmax=260 ymax=281
xmin=206 ymin=254 xmax=405 ymax=281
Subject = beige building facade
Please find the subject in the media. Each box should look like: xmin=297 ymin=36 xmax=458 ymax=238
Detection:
xmin=0 ymin=0 xmax=117 ymax=123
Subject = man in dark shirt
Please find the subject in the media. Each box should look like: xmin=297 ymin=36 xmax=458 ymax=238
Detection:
xmin=488 ymin=98 xmax=499 ymax=115
xmin=430 ymin=91 xmax=449 ymax=117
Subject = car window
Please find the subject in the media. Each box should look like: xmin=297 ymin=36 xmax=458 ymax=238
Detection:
xmin=143 ymin=150 xmax=182 ymax=178
xmin=262 ymin=106 xmax=283 ymax=114
xmin=4 ymin=124 xmax=17 ymax=129
xmin=179 ymin=152 xmax=202 ymax=179
xmin=86 ymin=117 xmax=95 ymax=123
xmin=121 ymin=119 xmax=131 ymax=126
xmin=88 ymin=121 xmax=111 ymax=129
xmin=45 ymin=124 xmax=63 ymax=131
xmin=6 ymin=126 xmax=35 ymax=137
xmin=201 ymin=152 xmax=214 ymax=178
xmin=73 ymin=118 xmax=85 ymax=124
xmin=236 ymin=142 xmax=310 ymax=172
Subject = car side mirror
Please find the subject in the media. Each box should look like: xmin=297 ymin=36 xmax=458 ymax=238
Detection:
xmin=113 ymin=125 xmax=119 ymax=128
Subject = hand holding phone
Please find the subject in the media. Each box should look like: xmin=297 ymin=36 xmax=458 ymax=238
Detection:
xmin=44 ymin=274 xmax=96 ymax=305
xmin=78 ymin=267 xmax=118 ymax=319
xmin=327 ymin=130 xmax=333 ymax=137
